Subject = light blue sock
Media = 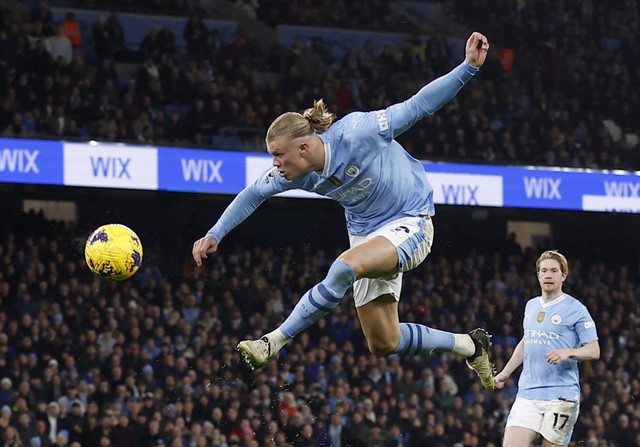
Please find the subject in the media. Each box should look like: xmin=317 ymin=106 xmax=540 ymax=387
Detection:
xmin=393 ymin=323 xmax=455 ymax=355
xmin=280 ymin=259 xmax=355 ymax=338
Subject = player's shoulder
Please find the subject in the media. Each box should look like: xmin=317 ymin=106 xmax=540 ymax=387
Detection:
xmin=334 ymin=110 xmax=379 ymax=136
xmin=339 ymin=110 xmax=369 ymax=124
xmin=560 ymin=293 xmax=585 ymax=307
xmin=525 ymin=296 xmax=541 ymax=308
xmin=560 ymin=294 xmax=591 ymax=313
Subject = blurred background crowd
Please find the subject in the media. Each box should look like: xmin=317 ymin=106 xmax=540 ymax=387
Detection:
xmin=0 ymin=204 xmax=639 ymax=447
xmin=1 ymin=0 xmax=640 ymax=446
xmin=0 ymin=0 xmax=638 ymax=169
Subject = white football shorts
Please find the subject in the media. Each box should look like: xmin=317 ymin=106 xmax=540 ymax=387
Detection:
xmin=348 ymin=214 xmax=434 ymax=307
xmin=505 ymin=397 xmax=580 ymax=446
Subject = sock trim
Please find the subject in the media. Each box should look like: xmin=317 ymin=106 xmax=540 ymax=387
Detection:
xmin=318 ymin=283 xmax=342 ymax=303
xmin=408 ymin=324 xmax=414 ymax=354
xmin=308 ymin=288 xmax=331 ymax=313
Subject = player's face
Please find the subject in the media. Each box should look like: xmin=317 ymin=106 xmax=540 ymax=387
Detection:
xmin=537 ymin=259 xmax=567 ymax=295
xmin=266 ymin=137 xmax=309 ymax=180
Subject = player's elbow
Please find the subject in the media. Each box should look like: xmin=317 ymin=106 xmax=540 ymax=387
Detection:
xmin=588 ymin=342 xmax=600 ymax=361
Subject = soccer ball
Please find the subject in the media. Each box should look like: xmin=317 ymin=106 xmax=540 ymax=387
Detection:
xmin=84 ymin=224 xmax=143 ymax=281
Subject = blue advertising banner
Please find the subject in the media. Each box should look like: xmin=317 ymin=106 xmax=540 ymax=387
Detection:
xmin=158 ymin=147 xmax=247 ymax=194
xmin=0 ymin=139 xmax=63 ymax=185
xmin=424 ymin=161 xmax=640 ymax=213
xmin=1 ymin=138 xmax=638 ymax=214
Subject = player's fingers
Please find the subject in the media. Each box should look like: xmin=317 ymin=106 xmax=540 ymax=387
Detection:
xmin=466 ymin=33 xmax=476 ymax=49
xmin=193 ymin=240 xmax=208 ymax=266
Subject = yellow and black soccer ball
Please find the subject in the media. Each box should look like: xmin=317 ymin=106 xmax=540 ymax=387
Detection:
xmin=84 ymin=224 xmax=143 ymax=281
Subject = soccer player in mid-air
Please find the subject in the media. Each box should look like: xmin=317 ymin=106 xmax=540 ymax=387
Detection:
xmin=193 ymin=32 xmax=496 ymax=390
xmin=494 ymin=250 xmax=600 ymax=446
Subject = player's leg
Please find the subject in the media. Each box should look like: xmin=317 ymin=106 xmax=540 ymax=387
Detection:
xmin=351 ymin=217 xmax=495 ymax=390
xmin=504 ymin=398 xmax=548 ymax=447
xmin=539 ymin=399 xmax=579 ymax=447
xmin=540 ymin=440 xmax=567 ymax=447
xmin=235 ymin=236 xmax=392 ymax=369
xmin=353 ymin=271 xmax=495 ymax=391
xmin=356 ymin=293 xmax=401 ymax=354
xmin=503 ymin=427 xmax=539 ymax=447
xmin=237 ymin=213 xmax=425 ymax=369
xmin=357 ymin=291 xmax=475 ymax=356
xmin=237 ymin=214 xmax=493 ymax=390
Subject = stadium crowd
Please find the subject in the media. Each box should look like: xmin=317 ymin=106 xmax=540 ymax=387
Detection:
xmin=1 ymin=0 xmax=640 ymax=446
xmin=0 ymin=0 xmax=638 ymax=169
xmin=0 ymin=209 xmax=639 ymax=447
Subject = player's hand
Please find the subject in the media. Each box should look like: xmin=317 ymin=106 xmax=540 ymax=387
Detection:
xmin=465 ymin=31 xmax=490 ymax=68
xmin=192 ymin=235 xmax=218 ymax=266
xmin=546 ymin=349 xmax=571 ymax=365
xmin=494 ymin=370 xmax=510 ymax=389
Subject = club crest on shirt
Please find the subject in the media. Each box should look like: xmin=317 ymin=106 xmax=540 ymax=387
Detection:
xmin=551 ymin=314 xmax=562 ymax=324
xmin=537 ymin=312 xmax=545 ymax=323
xmin=345 ymin=165 xmax=360 ymax=177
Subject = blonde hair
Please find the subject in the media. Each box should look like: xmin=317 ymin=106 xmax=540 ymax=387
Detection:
xmin=266 ymin=99 xmax=335 ymax=145
xmin=536 ymin=250 xmax=569 ymax=275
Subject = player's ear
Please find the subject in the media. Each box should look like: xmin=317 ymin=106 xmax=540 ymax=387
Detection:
xmin=298 ymin=141 xmax=309 ymax=157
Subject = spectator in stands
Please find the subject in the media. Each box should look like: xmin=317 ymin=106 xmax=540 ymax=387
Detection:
xmin=106 ymin=10 xmax=130 ymax=62
xmin=182 ymin=13 xmax=209 ymax=64
xmin=163 ymin=109 xmax=184 ymax=143
xmin=138 ymin=26 xmax=167 ymax=63
xmin=3 ymin=112 xmax=28 ymax=137
xmin=425 ymin=30 xmax=452 ymax=74
xmin=47 ymin=22 xmax=72 ymax=66
xmin=30 ymin=1 xmax=54 ymax=36
xmin=183 ymin=98 xmax=212 ymax=137
xmin=235 ymin=0 xmax=259 ymax=19
xmin=61 ymin=13 xmax=81 ymax=49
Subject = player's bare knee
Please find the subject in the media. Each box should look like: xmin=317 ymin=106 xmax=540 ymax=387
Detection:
xmin=337 ymin=252 xmax=363 ymax=276
xmin=367 ymin=338 xmax=397 ymax=356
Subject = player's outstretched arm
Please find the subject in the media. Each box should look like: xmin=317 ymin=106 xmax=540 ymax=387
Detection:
xmin=386 ymin=31 xmax=490 ymax=138
xmin=192 ymin=169 xmax=293 ymax=266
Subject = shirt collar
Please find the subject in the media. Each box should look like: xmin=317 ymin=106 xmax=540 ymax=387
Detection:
xmin=321 ymin=140 xmax=331 ymax=177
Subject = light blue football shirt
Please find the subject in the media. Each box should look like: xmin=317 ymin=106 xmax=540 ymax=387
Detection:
xmin=207 ymin=62 xmax=479 ymax=242
xmin=517 ymin=294 xmax=598 ymax=401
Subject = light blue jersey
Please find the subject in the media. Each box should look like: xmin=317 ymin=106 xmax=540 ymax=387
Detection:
xmin=208 ymin=62 xmax=479 ymax=242
xmin=518 ymin=294 xmax=598 ymax=401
